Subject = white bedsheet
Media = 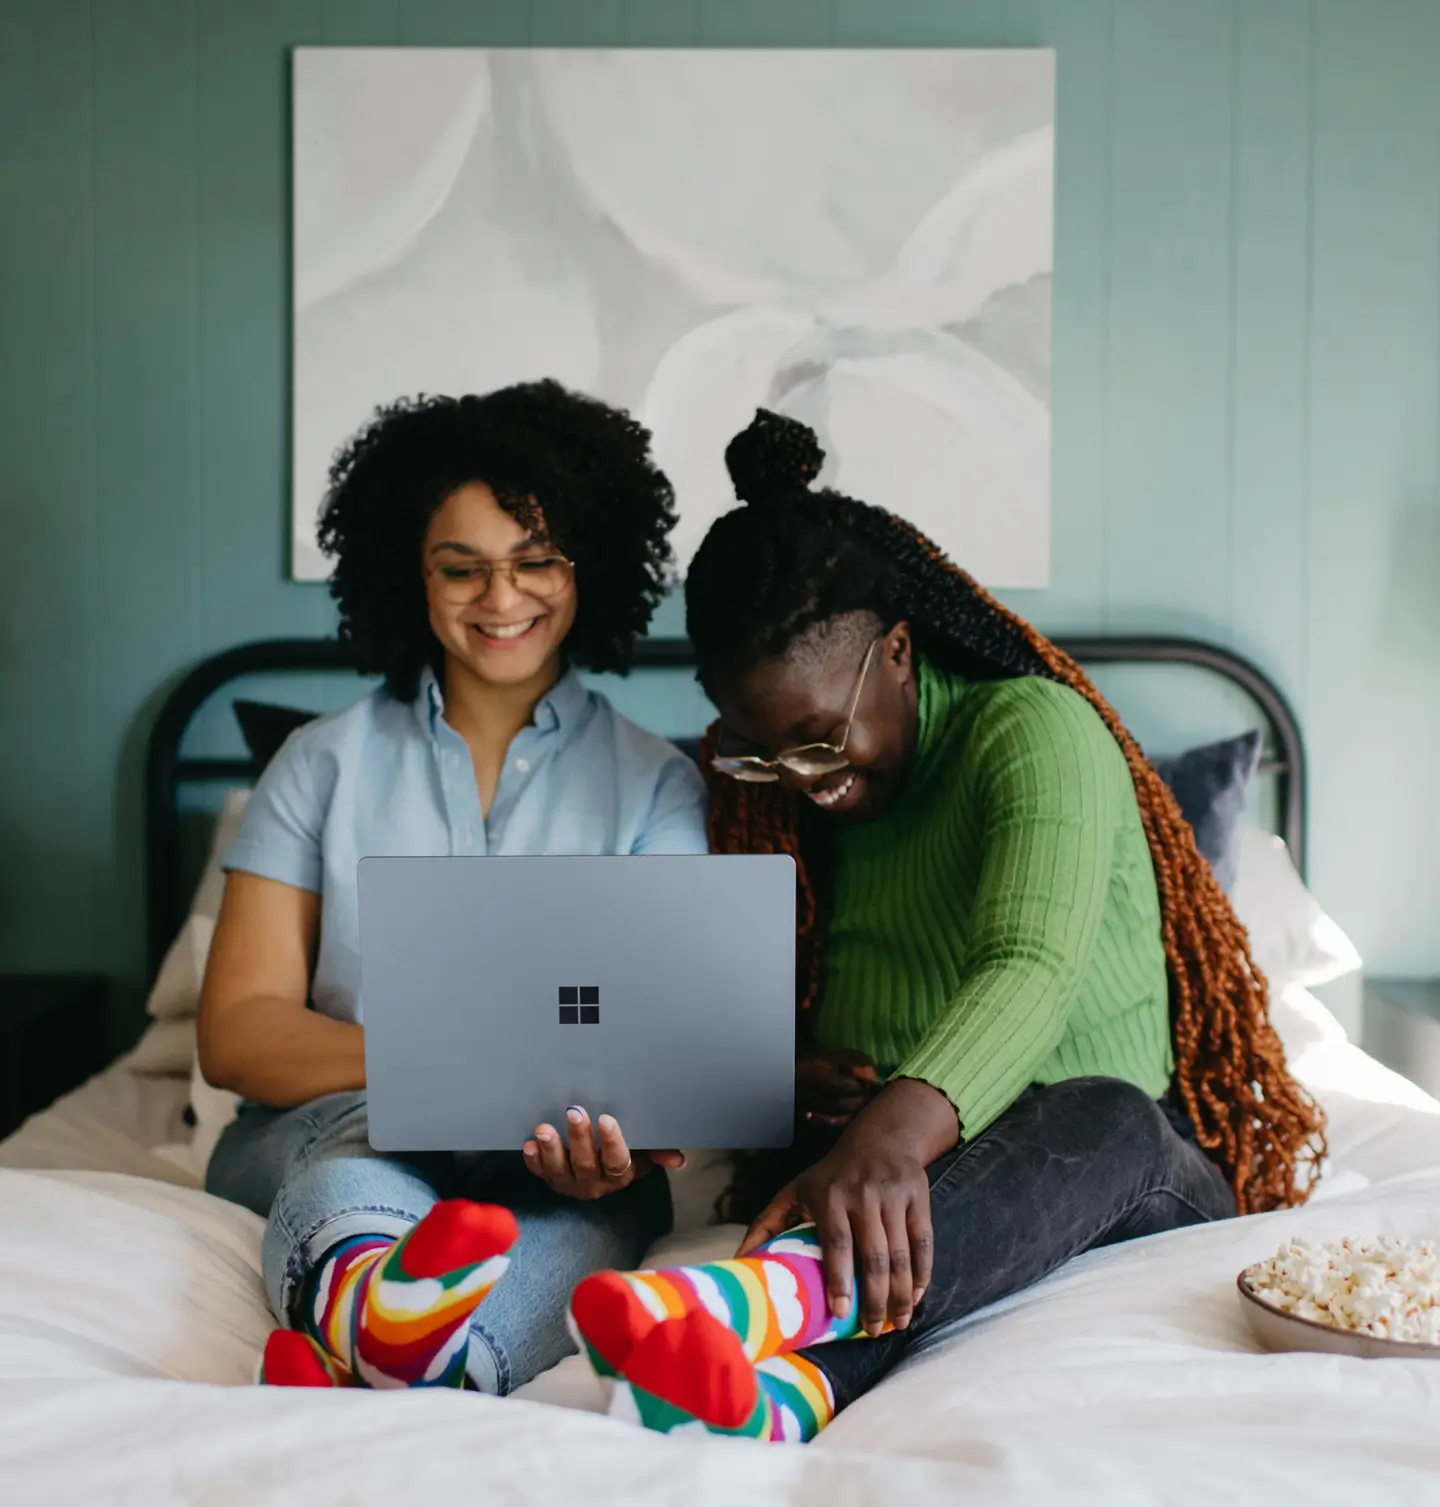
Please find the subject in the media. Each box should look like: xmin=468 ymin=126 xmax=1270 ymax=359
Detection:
xmin=2 ymin=989 xmax=1438 ymax=1505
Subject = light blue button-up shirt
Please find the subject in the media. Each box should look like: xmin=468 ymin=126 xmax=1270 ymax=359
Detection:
xmin=222 ymin=666 xmax=708 ymax=1024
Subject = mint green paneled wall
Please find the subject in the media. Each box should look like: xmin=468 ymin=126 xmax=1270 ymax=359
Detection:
xmin=2 ymin=1 xmax=1437 ymax=1044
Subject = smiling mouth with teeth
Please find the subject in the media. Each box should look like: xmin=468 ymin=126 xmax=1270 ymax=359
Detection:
xmin=471 ymin=617 xmax=540 ymax=642
xmin=807 ymin=770 xmax=859 ymax=809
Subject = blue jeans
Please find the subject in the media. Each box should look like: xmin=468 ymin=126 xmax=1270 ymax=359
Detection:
xmin=205 ymin=1090 xmax=672 ymax=1393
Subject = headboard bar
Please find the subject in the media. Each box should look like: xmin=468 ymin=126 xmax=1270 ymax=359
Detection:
xmin=145 ymin=634 xmax=1307 ymax=978
xmin=1057 ymin=636 xmax=1306 ymax=885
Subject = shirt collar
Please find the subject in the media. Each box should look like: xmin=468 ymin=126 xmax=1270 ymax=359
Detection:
xmin=532 ymin=665 xmax=588 ymax=733
xmin=415 ymin=664 xmax=445 ymax=737
xmin=413 ymin=663 xmax=587 ymax=739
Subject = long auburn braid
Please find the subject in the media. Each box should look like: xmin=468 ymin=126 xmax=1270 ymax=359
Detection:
xmin=688 ymin=411 xmax=1325 ymax=1217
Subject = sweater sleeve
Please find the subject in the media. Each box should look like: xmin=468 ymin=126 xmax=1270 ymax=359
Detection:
xmin=892 ymin=681 xmax=1121 ymax=1138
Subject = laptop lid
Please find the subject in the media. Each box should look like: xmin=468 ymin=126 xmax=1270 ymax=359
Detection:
xmin=358 ymin=854 xmax=796 ymax=1152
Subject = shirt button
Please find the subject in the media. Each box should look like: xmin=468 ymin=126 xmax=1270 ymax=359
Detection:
xmin=515 ymin=758 xmax=530 ymax=773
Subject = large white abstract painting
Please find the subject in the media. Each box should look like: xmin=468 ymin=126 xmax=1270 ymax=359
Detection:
xmin=292 ymin=48 xmax=1054 ymax=584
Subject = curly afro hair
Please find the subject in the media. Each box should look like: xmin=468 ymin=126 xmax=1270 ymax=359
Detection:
xmin=315 ymin=381 xmax=678 ymax=700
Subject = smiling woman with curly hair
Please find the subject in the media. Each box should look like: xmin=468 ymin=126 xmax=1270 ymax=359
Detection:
xmin=199 ymin=380 xmax=706 ymax=1397
xmin=318 ymin=382 xmax=678 ymax=698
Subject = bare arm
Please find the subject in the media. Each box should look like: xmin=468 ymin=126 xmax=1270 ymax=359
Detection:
xmin=197 ymin=871 xmax=365 ymax=1108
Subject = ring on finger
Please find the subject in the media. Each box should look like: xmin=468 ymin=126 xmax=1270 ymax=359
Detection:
xmin=602 ymin=1156 xmax=633 ymax=1181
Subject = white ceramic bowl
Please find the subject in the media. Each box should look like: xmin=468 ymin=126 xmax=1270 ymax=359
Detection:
xmin=1237 ymin=1265 xmax=1440 ymax=1359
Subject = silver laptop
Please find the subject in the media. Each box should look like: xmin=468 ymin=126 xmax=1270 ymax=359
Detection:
xmin=357 ymin=855 xmax=796 ymax=1152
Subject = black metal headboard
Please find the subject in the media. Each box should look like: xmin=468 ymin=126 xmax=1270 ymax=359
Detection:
xmin=144 ymin=634 xmax=1306 ymax=979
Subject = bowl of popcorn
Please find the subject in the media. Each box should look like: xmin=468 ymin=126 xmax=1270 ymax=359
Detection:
xmin=1238 ymin=1236 xmax=1440 ymax=1358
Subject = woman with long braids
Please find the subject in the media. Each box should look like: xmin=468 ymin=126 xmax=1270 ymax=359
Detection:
xmin=568 ymin=409 xmax=1325 ymax=1444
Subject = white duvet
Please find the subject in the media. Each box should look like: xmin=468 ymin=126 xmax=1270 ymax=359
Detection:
xmin=3 ymin=990 xmax=1439 ymax=1506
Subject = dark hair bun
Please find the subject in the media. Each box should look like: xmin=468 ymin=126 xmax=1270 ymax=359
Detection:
xmin=724 ymin=409 xmax=825 ymax=505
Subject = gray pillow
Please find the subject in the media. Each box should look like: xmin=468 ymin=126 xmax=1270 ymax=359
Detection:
xmin=1152 ymin=730 xmax=1263 ymax=893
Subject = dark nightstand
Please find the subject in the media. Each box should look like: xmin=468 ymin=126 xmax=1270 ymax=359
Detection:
xmin=0 ymin=975 xmax=111 ymax=1139
xmin=1362 ymin=979 xmax=1440 ymax=1101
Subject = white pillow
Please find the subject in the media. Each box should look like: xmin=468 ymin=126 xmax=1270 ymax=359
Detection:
xmin=188 ymin=1053 xmax=241 ymax=1175
xmin=1229 ymin=825 xmax=1362 ymax=989
xmin=138 ymin=789 xmax=256 ymax=1175
xmin=0 ymin=1169 xmax=269 ymax=1384
xmin=150 ymin=998 xmax=241 ymax=1182
xmin=144 ymin=792 xmax=248 ymax=1020
xmin=123 ymin=1017 xmax=197 ymax=1077
xmin=1265 ymin=980 xmax=1351 ymax=1059
xmin=143 ymin=919 xmax=204 ymax=1022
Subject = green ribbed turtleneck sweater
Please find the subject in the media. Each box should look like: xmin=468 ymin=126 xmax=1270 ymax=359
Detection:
xmin=816 ymin=660 xmax=1173 ymax=1139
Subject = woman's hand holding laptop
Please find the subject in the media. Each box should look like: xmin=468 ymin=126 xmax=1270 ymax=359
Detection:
xmin=522 ymin=1105 xmax=685 ymax=1199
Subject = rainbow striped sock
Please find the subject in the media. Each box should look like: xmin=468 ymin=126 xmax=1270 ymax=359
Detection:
xmin=569 ymin=1223 xmax=864 ymax=1442
xmin=256 ymin=1329 xmax=343 ymax=1388
xmin=571 ymin=1223 xmax=878 ymax=1377
xmin=755 ymin=1353 xmax=836 ymax=1442
xmin=602 ymin=1311 xmax=836 ymax=1442
xmin=279 ymin=1200 xmax=519 ymax=1390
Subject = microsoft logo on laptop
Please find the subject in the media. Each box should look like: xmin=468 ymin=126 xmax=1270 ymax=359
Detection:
xmin=557 ymin=987 xmax=600 ymax=1025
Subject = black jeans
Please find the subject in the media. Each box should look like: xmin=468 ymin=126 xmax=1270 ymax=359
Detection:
xmin=798 ymin=1076 xmax=1236 ymax=1411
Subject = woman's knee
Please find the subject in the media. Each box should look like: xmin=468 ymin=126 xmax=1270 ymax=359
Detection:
xmin=261 ymin=1154 xmax=438 ymax=1325
xmin=1043 ymin=1075 xmax=1170 ymax=1149
xmin=1051 ymin=1076 xmax=1235 ymax=1225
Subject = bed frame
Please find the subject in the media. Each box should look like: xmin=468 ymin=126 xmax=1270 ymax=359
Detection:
xmin=143 ymin=635 xmax=1307 ymax=980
